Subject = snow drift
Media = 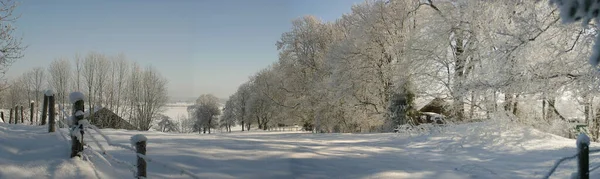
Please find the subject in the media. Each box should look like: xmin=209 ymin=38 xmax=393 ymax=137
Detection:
xmin=0 ymin=120 xmax=598 ymax=179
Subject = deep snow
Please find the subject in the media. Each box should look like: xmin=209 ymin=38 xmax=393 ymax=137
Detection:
xmin=0 ymin=121 xmax=598 ymax=179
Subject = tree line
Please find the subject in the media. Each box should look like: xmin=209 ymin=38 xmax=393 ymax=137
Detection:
xmin=2 ymin=52 xmax=169 ymax=131
xmin=221 ymin=0 xmax=600 ymax=136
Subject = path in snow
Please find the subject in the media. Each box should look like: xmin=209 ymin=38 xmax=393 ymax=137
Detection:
xmin=0 ymin=122 xmax=596 ymax=179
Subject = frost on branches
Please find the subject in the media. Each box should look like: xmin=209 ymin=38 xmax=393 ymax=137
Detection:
xmin=549 ymin=0 xmax=600 ymax=67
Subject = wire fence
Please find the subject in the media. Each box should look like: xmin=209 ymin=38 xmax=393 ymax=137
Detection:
xmin=543 ymin=134 xmax=600 ymax=179
xmin=54 ymin=101 xmax=201 ymax=179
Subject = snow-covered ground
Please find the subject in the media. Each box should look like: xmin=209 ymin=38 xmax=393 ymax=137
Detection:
xmin=163 ymin=103 xmax=192 ymax=122
xmin=0 ymin=121 xmax=597 ymax=179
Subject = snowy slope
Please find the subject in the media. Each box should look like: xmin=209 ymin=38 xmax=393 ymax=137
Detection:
xmin=0 ymin=124 xmax=107 ymax=179
xmin=0 ymin=121 xmax=597 ymax=179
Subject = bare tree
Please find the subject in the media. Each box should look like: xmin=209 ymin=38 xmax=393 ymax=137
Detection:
xmin=82 ymin=52 xmax=102 ymax=114
xmin=94 ymin=56 xmax=110 ymax=107
xmin=127 ymin=62 xmax=141 ymax=125
xmin=0 ymin=0 xmax=26 ymax=84
xmin=6 ymin=78 xmax=24 ymax=112
xmin=48 ymin=58 xmax=71 ymax=121
xmin=188 ymin=94 xmax=221 ymax=134
xmin=131 ymin=66 xmax=168 ymax=131
xmin=27 ymin=67 xmax=44 ymax=124
xmin=73 ymin=53 xmax=82 ymax=92
xmin=221 ymin=94 xmax=239 ymax=132
xmin=114 ymin=54 xmax=129 ymax=118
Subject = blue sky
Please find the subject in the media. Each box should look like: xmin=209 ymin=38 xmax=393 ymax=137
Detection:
xmin=10 ymin=0 xmax=362 ymax=99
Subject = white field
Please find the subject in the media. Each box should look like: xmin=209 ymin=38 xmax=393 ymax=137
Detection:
xmin=163 ymin=103 xmax=192 ymax=122
xmin=0 ymin=121 xmax=597 ymax=179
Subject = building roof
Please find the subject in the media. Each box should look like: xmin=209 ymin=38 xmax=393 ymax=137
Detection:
xmin=89 ymin=107 xmax=138 ymax=130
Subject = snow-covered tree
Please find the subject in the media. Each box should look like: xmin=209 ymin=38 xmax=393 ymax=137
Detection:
xmin=188 ymin=94 xmax=221 ymax=134
xmin=220 ymin=94 xmax=238 ymax=132
xmin=154 ymin=114 xmax=178 ymax=132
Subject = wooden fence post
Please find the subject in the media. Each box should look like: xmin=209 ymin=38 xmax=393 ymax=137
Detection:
xmin=30 ymin=101 xmax=34 ymax=125
xmin=70 ymin=92 xmax=85 ymax=158
xmin=578 ymin=133 xmax=590 ymax=179
xmin=132 ymin=135 xmax=147 ymax=178
xmin=14 ymin=106 xmax=18 ymax=124
xmin=41 ymin=95 xmax=48 ymax=125
xmin=9 ymin=108 xmax=12 ymax=124
xmin=48 ymin=95 xmax=55 ymax=133
xmin=20 ymin=105 xmax=24 ymax=124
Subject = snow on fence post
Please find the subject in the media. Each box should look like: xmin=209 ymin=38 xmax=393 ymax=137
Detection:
xmin=48 ymin=90 xmax=56 ymax=133
xmin=131 ymin=134 xmax=147 ymax=178
xmin=578 ymin=133 xmax=590 ymax=179
xmin=29 ymin=101 xmax=34 ymax=125
xmin=8 ymin=108 xmax=12 ymax=124
xmin=69 ymin=92 xmax=86 ymax=158
xmin=41 ymin=95 xmax=48 ymax=125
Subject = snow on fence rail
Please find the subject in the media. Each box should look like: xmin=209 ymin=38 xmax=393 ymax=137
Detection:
xmin=543 ymin=133 xmax=600 ymax=179
xmin=44 ymin=91 xmax=202 ymax=179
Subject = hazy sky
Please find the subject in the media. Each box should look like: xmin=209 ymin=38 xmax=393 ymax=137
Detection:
xmin=9 ymin=0 xmax=362 ymax=99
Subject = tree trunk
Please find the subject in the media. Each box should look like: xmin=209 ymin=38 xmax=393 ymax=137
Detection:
xmin=41 ymin=95 xmax=48 ymax=125
xmin=585 ymin=98 xmax=591 ymax=124
xmin=469 ymin=91 xmax=476 ymax=120
xmin=241 ymin=121 xmax=245 ymax=131
xmin=547 ymin=98 xmax=556 ymax=120
xmin=452 ymin=27 xmax=466 ymax=122
xmin=594 ymin=107 xmax=600 ymax=142
xmin=542 ymin=97 xmax=547 ymax=122
xmin=14 ymin=106 xmax=18 ymax=124
xmin=20 ymin=105 xmax=24 ymax=124
xmin=30 ymin=102 xmax=34 ymax=125
xmin=9 ymin=108 xmax=12 ymax=124
xmin=512 ymin=95 xmax=519 ymax=116
xmin=48 ymin=96 xmax=56 ymax=133
xmin=504 ymin=93 xmax=513 ymax=113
